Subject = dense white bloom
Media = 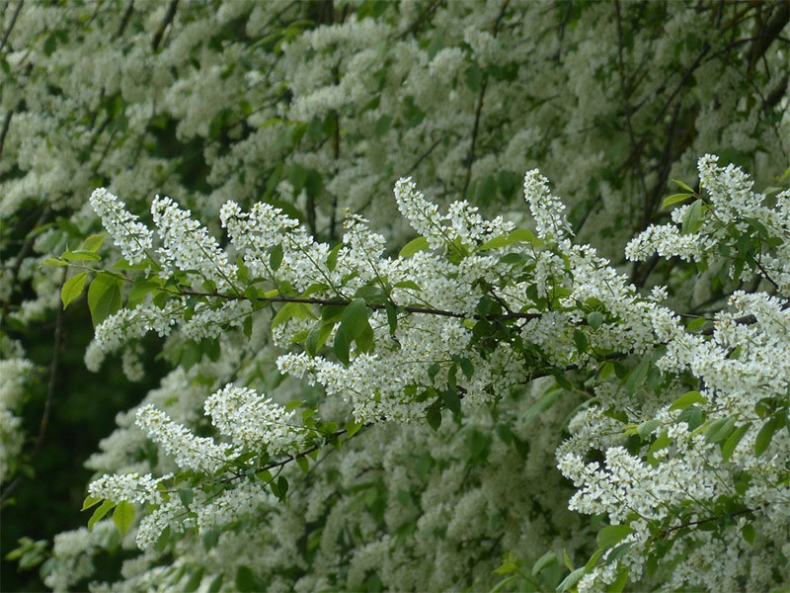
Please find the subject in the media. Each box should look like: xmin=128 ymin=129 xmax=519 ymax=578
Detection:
xmin=135 ymin=405 xmax=238 ymax=474
xmin=89 ymin=189 xmax=153 ymax=264
xmin=204 ymin=384 xmax=310 ymax=454
xmin=151 ymin=195 xmax=237 ymax=288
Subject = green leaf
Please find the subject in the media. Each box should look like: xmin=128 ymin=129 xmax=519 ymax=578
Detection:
xmin=563 ymin=548 xmax=574 ymax=571
xmin=721 ymin=422 xmax=751 ymax=461
xmin=597 ymin=524 xmax=632 ymax=550
xmin=426 ymin=408 xmax=442 ymax=431
xmin=296 ymin=455 xmax=310 ymax=474
xmin=80 ymin=233 xmax=106 ymax=253
xmin=532 ymin=551 xmax=557 ymax=576
xmin=333 ymin=325 xmax=350 ymax=365
xmin=62 ymin=250 xmax=101 ymax=261
xmin=345 ymin=418 xmax=364 ymax=438
xmin=306 ymin=321 xmax=332 ymax=357
xmin=385 ymin=301 xmax=397 ymax=337
xmin=755 ymin=417 xmax=781 ymax=456
xmin=61 ymin=272 xmax=88 ymax=309
xmin=678 ymin=405 xmax=704 ymax=431
xmin=705 ymin=415 xmax=736 ymax=444
xmin=178 ymin=488 xmax=194 ymax=507
xmin=478 ymin=228 xmax=541 ymax=251
xmin=326 ymin=243 xmax=342 ymax=272
xmin=661 ymin=193 xmax=693 ymax=209
xmin=672 ymin=179 xmax=696 ymax=194
xmin=128 ymin=280 xmax=161 ymax=308
xmin=525 ymin=388 xmax=559 ymax=420
xmin=113 ymin=500 xmax=135 ymax=535
xmin=87 ymin=273 xmax=122 ymax=327
xmin=82 ymin=495 xmax=102 ymax=511
xmin=686 ymin=317 xmax=707 ymax=331
xmin=235 ymin=566 xmax=256 ymax=593
xmin=208 ymin=574 xmax=224 ymax=593
xmin=183 ymin=567 xmax=205 ymax=593
xmin=88 ymin=499 xmax=116 ymax=530
xmin=647 ymin=431 xmax=670 ymax=465
xmin=340 ymin=298 xmax=369 ymax=341
xmin=399 ymin=236 xmax=429 ymax=258
xmin=557 ymin=567 xmax=586 ymax=592
xmin=458 ymin=357 xmax=474 ymax=380
xmin=606 ymin=567 xmax=630 ymax=593
xmin=374 ymin=113 xmax=392 ymax=136
xmin=442 ymin=390 xmax=461 ymax=415
xmin=637 ymin=419 xmax=661 ymax=439
xmin=587 ymin=311 xmax=604 ymax=330
xmin=41 ymin=257 xmax=68 ymax=267
xmin=573 ymin=329 xmax=589 ymax=353
xmin=271 ymin=302 xmax=308 ymax=328
xmin=393 ymin=280 xmax=421 ymax=291
xmin=741 ymin=523 xmax=755 ymax=544
xmin=669 ymin=390 xmax=706 ymax=411
xmin=681 ymin=199 xmax=704 ymax=234
xmin=624 ymin=361 xmax=650 ymax=394
xmin=269 ymin=244 xmax=284 ymax=271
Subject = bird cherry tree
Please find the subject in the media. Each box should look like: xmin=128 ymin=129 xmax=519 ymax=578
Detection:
xmin=1 ymin=1 xmax=788 ymax=592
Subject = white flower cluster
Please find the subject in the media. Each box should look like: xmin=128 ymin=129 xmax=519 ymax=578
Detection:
xmin=626 ymin=155 xmax=790 ymax=294
xmin=89 ymin=189 xmax=154 ymax=265
xmin=151 ymin=195 xmax=237 ymax=288
xmin=394 ymin=177 xmax=514 ymax=249
xmin=522 ymin=169 xmax=573 ymax=242
xmin=204 ymin=384 xmax=309 ymax=454
xmin=88 ymin=472 xmax=172 ymax=506
xmin=94 ymin=301 xmax=181 ymax=352
xmin=135 ymin=404 xmax=238 ymax=475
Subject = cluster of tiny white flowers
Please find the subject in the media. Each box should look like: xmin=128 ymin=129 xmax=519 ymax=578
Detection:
xmin=89 ymin=189 xmax=153 ymax=264
xmin=94 ymin=301 xmax=181 ymax=352
xmin=88 ymin=472 xmax=172 ymax=506
xmin=522 ymin=169 xmax=573 ymax=242
xmin=151 ymin=195 xmax=237 ymax=288
xmin=204 ymin=384 xmax=309 ymax=454
xmin=180 ymin=299 xmax=252 ymax=341
xmin=625 ymin=224 xmax=711 ymax=262
xmin=135 ymin=405 xmax=238 ymax=474
xmin=393 ymin=177 xmax=447 ymax=250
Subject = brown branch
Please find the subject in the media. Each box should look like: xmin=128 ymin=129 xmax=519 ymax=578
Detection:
xmin=177 ymin=289 xmax=539 ymax=322
xmin=0 ymin=108 xmax=12 ymax=160
xmin=614 ymin=1 xmax=648 ymax=226
xmin=461 ymin=0 xmax=510 ymax=199
xmin=151 ymin=0 xmax=178 ymax=51
xmin=0 ymin=0 xmax=23 ymax=53
xmin=396 ymin=0 xmax=441 ymax=40
xmin=116 ymin=0 xmax=134 ymax=38
xmin=658 ymin=505 xmax=762 ymax=540
xmin=748 ymin=1 xmax=789 ymax=73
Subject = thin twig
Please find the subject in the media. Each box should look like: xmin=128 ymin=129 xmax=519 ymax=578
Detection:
xmin=0 ymin=0 xmax=23 ymax=53
xmin=176 ymin=288 xmax=540 ymax=322
xmin=116 ymin=0 xmax=134 ymax=38
xmin=151 ymin=0 xmax=178 ymax=51
xmin=461 ymin=0 xmax=510 ymax=199
xmin=396 ymin=0 xmax=441 ymax=40
xmin=0 ymin=108 xmax=12 ymax=160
